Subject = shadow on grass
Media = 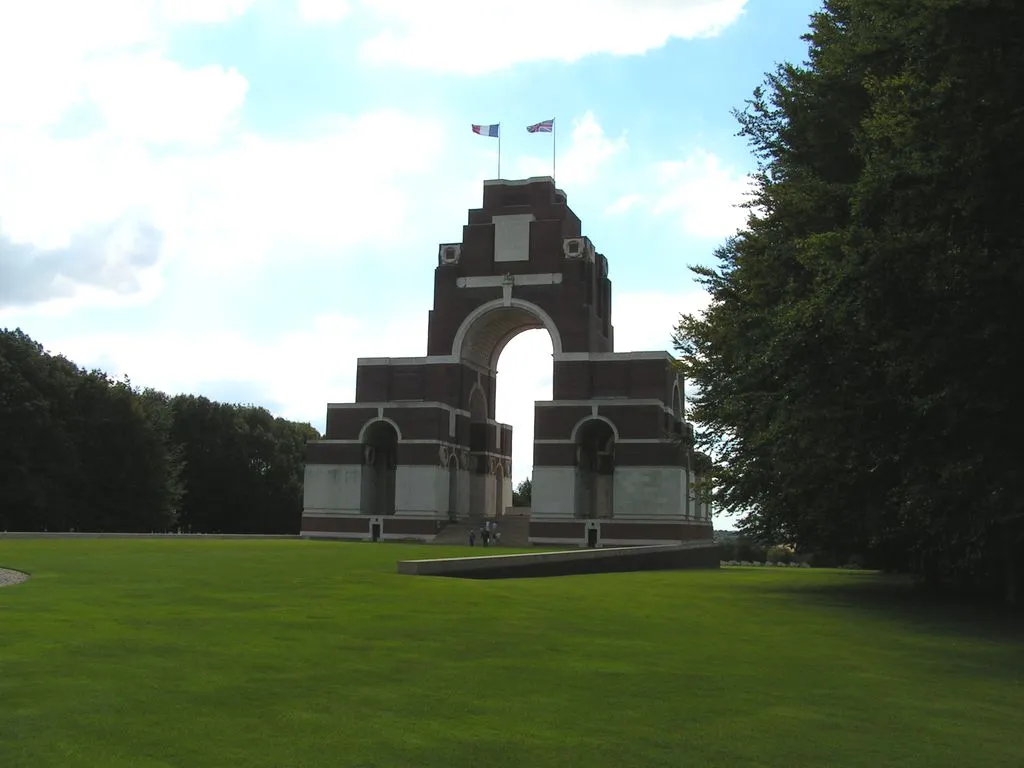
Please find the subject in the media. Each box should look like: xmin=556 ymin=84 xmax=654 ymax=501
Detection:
xmin=763 ymin=570 xmax=1024 ymax=645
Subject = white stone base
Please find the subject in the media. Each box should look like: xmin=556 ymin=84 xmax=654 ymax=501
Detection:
xmin=302 ymin=461 xmax=712 ymax=528
xmin=301 ymin=530 xmax=440 ymax=542
xmin=531 ymin=466 xmax=575 ymax=519
xmin=501 ymin=474 xmax=513 ymax=517
xmin=612 ymin=467 xmax=688 ymax=520
xmin=466 ymin=468 xmax=511 ymax=519
xmin=532 ymin=466 xmax=705 ymax=523
xmin=456 ymin=469 xmax=471 ymax=518
xmin=303 ymin=464 xmax=362 ymax=514
xmin=395 ymin=465 xmax=448 ymax=518
xmin=300 ymin=513 xmax=440 ymax=542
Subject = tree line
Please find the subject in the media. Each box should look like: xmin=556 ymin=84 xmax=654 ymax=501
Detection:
xmin=0 ymin=328 xmax=318 ymax=535
xmin=512 ymin=478 xmax=531 ymax=507
xmin=675 ymin=0 xmax=1023 ymax=603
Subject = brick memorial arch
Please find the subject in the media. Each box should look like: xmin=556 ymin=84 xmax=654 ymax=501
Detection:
xmin=301 ymin=177 xmax=713 ymax=546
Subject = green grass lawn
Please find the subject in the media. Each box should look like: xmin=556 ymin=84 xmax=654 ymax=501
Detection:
xmin=1 ymin=539 xmax=1021 ymax=768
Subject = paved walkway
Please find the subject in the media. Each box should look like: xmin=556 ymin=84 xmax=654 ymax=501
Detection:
xmin=0 ymin=568 xmax=29 ymax=588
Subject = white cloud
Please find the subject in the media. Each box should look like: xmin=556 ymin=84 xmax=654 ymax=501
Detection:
xmin=41 ymin=308 xmax=429 ymax=429
xmin=161 ymin=0 xmax=259 ymax=24
xmin=517 ymin=112 xmax=626 ymax=186
xmin=0 ymin=0 xmax=263 ymax=310
xmin=148 ymin=111 xmax=448 ymax=273
xmin=0 ymin=216 xmax=165 ymax=310
xmin=0 ymin=109 xmax=449 ymax=313
xmin=297 ymin=0 xmax=351 ymax=22
xmin=0 ymin=0 xmax=455 ymax=312
xmin=350 ymin=0 xmax=748 ymax=73
xmin=612 ymin=289 xmax=711 ymax=351
xmin=652 ymin=149 xmax=754 ymax=238
xmin=605 ymin=193 xmax=642 ymax=216
xmin=84 ymin=55 xmax=249 ymax=146
xmin=0 ymin=1 xmax=256 ymax=129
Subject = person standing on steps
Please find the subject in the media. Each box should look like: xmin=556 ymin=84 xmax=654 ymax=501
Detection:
xmin=468 ymin=528 xmax=476 ymax=547
xmin=481 ymin=525 xmax=490 ymax=547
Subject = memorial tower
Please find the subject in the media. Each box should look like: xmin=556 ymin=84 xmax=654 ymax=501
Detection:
xmin=301 ymin=177 xmax=712 ymax=546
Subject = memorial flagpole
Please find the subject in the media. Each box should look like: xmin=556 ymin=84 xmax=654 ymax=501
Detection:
xmin=471 ymin=123 xmax=502 ymax=179
xmin=526 ymin=118 xmax=556 ymax=180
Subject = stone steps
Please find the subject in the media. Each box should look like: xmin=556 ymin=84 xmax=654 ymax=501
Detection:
xmin=432 ymin=517 xmax=531 ymax=548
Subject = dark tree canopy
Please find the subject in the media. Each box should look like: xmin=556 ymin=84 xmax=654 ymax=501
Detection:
xmin=674 ymin=0 xmax=1024 ymax=602
xmin=513 ymin=478 xmax=532 ymax=507
xmin=0 ymin=328 xmax=318 ymax=535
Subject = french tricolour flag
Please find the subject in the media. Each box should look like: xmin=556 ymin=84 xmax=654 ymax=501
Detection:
xmin=527 ymin=119 xmax=554 ymax=133
xmin=471 ymin=123 xmax=500 ymax=138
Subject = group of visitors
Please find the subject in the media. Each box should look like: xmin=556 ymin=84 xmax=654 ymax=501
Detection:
xmin=468 ymin=520 xmax=501 ymax=547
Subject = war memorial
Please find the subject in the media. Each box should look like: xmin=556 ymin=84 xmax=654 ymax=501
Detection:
xmin=301 ymin=176 xmax=712 ymax=547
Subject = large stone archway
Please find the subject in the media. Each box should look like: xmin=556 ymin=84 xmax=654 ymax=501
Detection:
xmin=453 ymin=300 xmax=560 ymax=522
xmin=301 ymin=177 xmax=713 ymax=546
xmin=452 ymin=298 xmax=564 ymax=369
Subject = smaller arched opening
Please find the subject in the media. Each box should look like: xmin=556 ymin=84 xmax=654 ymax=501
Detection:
xmin=574 ymin=418 xmax=616 ymax=519
xmin=360 ymin=419 xmax=398 ymax=516
xmin=671 ymin=380 xmax=683 ymax=420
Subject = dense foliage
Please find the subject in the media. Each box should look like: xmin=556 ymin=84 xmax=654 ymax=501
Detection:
xmin=0 ymin=328 xmax=318 ymax=534
xmin=675 ymin=0 xmax=1024 ymax=602
xmin=512 ymin=478 xmax=532 ymax=507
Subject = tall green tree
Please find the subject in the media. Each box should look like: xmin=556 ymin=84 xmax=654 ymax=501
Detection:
xmin=169 ymin=396 xmax=317 ymax=534
xmin=1 ymin=328 xmax=317 ymax=536
xmin=675 ymin=0 xmax=1024 ymax=601
xmin=67 ymin=372 xmax=180 ymax=532
xmin=0 ymin=331 xmax=182 ymax=532
xmin=513 ymin=478 xmax=532 ymax=507
xmin=0 ymin=330 xmax=82 ymax=531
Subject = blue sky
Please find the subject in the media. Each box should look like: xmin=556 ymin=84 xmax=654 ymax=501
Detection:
xmin=0 ymin=0 xmax=822 ymax=498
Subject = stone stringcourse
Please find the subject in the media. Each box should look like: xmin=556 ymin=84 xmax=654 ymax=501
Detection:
xmin=0 ymin=567 xmax=29 ymax=588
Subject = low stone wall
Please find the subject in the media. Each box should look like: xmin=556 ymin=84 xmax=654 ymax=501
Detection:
xmin=397 ymin=540 xmax=720 ymax=579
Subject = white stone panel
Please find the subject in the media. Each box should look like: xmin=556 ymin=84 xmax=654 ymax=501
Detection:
xmin=596 ymin=474 xmax=613 ymax=518
xmin=532 ymin=467 xmax=575 ymax=519
xmin=457 ymin=469 xmax=471 ymax=518
xmin=444 ymin=463 xmax=459 ymax=517
xmin=484 ymin=472 xmax=499 ymax=518
xmin=395 ymin=466 xmax=447 ymax=518
xmin=303 ymin=465 xmax=362 ymax=513
xmin=501 ymin=474 xmax=513 ymax=516
xmin=470 ymin=472 xmax=488 ymax=517
xmin=612 ymin=467 xmax=687 ymax=520
xmin=493 ymin=214 xmax=534 ymax=262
